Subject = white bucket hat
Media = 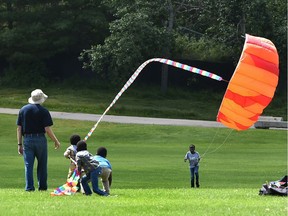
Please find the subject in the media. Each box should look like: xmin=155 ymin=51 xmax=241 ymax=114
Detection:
xmin=28 ymin=89 xmax=48 ymax=104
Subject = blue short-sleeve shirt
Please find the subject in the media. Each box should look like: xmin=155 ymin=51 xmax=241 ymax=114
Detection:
xmin=94 ymin=155 xmax=112 ymax=169
xmin=16 ymin=104 xmax=53 ymax=134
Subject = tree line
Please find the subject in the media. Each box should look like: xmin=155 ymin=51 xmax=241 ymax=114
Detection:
xmin=0 ymin=0 xmax=286 ymax=93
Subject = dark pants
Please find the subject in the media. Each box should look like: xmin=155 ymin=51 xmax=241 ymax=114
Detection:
xmin=81 ymin=166 xmax=108 ymax=196
xmin=23 ymin=134 xmax=47 ymax=191
xmin=189 ymin=166 xmax=199 ymax=187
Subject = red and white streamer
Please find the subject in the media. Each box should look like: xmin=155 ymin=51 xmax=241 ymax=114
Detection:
xmin=84 ymin=58 xmax=223 ymax=141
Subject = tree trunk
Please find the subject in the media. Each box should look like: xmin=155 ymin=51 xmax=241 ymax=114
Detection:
xmin=161 ymin=64 xmax=168 ymax=93
xmin=161 ymin=0 xmax=174 ymax=94
xmin=6 ymin=1 xmax=13 ymax=29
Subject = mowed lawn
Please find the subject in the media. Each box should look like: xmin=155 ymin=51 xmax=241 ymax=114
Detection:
xmin=0 ymin=114 xmax=287 ymax=216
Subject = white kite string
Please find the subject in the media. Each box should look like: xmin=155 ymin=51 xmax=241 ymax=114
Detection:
xmin=84 ymin=58 xmax=224 ymax=141
xmin=201 ymin=129 xmax=233 ymax=158
xmin=201 ymin=127 xmax=221 ymax=157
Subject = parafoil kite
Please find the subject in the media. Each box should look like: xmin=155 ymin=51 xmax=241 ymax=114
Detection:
xmin=217 ymin=34 xmax=279 ymax=130
xmin=84 ymin=34 xmax=279 ymax=140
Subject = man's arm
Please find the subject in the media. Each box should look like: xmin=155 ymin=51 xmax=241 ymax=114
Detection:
xmin=17 ymin=126 xmax=23 ymax=155
xmin=45 ymin=126 xmax=60 ymax=149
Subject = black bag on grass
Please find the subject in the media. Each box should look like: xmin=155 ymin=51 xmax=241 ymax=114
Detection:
xmin=259 ymin=175 xmax=287 ymax=196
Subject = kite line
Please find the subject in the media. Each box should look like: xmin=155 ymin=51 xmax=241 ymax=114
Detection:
xmin=201 ymin=128 xmax=234 ymax=159
xmin=84 ymin=58 xmax=226 ymax=141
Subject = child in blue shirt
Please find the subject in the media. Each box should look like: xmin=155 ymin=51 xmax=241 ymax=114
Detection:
xmin=184 ymin=144 xmax=201 ymax=188
xmin=76 ymin=141 xmax=108 ymax=196
xmin=94 ymin=147 xmax=112 ymax=194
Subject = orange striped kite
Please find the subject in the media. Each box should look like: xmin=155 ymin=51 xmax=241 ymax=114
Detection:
xmin=217 ymin=34 xmax=279 ymax=130
xmin=84 ymin=34 xmax=279 ymax=140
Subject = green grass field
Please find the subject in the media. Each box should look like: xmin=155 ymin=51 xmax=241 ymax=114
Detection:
xmin=0 ymin=114 xmax=287 ymax=215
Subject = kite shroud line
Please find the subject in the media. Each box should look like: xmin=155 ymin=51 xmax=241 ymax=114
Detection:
xmin=84 ymin=58 xmax=226 ymax=141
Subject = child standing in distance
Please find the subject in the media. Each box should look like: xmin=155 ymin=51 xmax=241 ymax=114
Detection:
xmin=63 ymin=134 xmax=81 ymax=178
xmin=94 ymin=147 xmax=112 ymax=194
xmin=184 ymin=144 xmax=201 ymax=188
xmin=76 ymin=141 xmax=108 ymax=196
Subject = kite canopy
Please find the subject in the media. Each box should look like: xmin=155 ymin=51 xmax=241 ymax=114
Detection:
xmin=217 ymin=34 xmax=279 ymax=130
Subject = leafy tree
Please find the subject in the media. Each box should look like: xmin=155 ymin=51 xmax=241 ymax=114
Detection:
xmin=80 ymin=0 xmax=171 ymax=87
xmin=0 ymin=0 xmax=109 ymax=86
xmin=266 ymin=0 xmax=287 ymax=93
xmin=0 ymin=0 xmax=285 ymax=92
xmin=81 ymin=0 xmax=242 ymax=90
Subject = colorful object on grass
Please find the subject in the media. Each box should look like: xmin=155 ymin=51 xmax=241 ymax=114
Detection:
xmin=50 ymin=169 xmax=80 ymax=196
xmin=217 ymin=34 xmax=279 ymax=130
xmin=84 ymin=34 xmax=278 ymax=140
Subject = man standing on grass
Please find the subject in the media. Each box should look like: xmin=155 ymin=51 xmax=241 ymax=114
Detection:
xmin=184 ymin=144 xmax=201 ymax=188
xmin=16 ymin=89 xmax=61 ymax=191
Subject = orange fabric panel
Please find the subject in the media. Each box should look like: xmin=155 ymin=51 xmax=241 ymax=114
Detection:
xmin=217 ymin=109 xmax=254 ymax=130
xmin=217 ymin=34 xmax=279 ymax=130
xmin=225 ymin=89 xmax=269 ymax=109
xmin=244 ymin=103 xmax=266 ymax=114
xmin=245 ymin=44 xmax=278 ymax=65
xmin=236 ymin=63 xmax=278 ymax=86
xmin=220 ymin=98 xmax=257 ymax=120
xmin=230 ymin=72 xmax=276 ymax=98
xmin=246 ymin=35 xmax=278 ymax=65
xmin=240 ymin=53 xmax=278 ymax=76
xmin=228 ymin=84 xmax=259 ymax=97
xmin=218 ymin=118 xmax=242 ymax=130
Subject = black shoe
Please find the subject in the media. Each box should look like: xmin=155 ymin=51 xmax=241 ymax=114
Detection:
xmin=191 ymin=180 xmax=194 ymax=188
xmin=39 ymin=187 xmax=47 ymax=191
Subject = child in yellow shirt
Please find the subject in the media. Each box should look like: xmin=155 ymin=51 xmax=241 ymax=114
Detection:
xmin=64 ymin=134 xmax=81 ymax=178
